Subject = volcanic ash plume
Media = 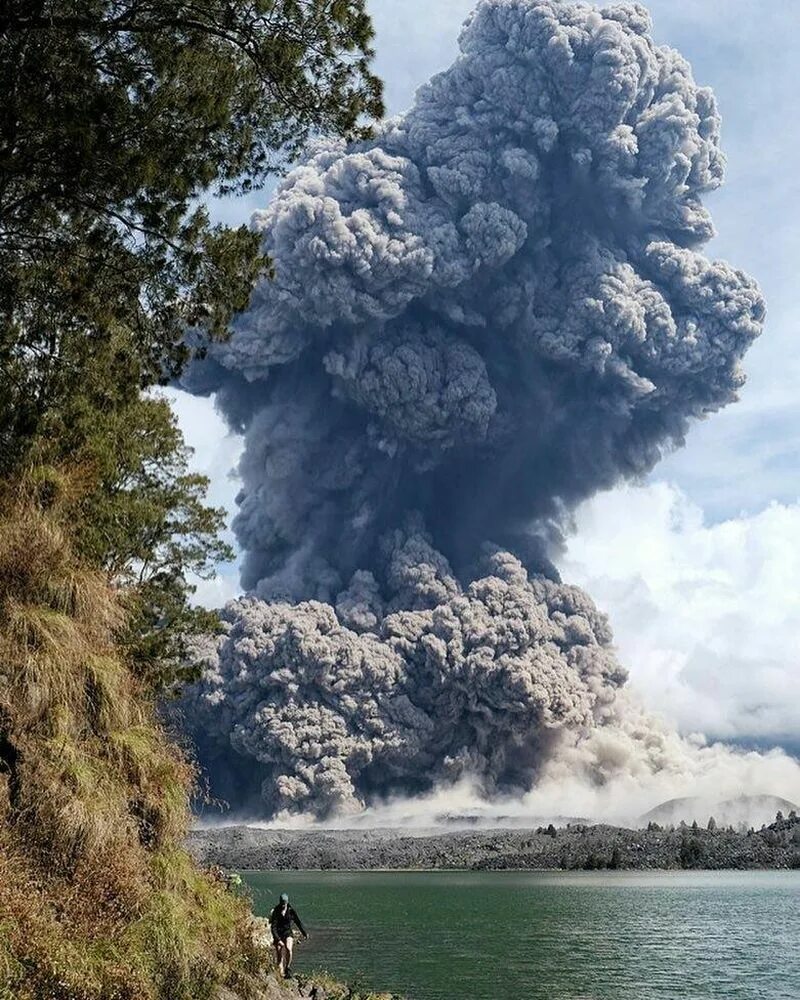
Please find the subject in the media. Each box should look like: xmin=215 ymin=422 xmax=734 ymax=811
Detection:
xmin=181 ymin=0 xmax=775 ymax=820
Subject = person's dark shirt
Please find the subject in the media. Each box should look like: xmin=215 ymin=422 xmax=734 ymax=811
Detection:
xmin=269 ymin=903 xmax=306 ymax=940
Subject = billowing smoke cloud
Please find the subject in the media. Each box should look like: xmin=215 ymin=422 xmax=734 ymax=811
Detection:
xmin=181 ymin=0 xmax=775 ymax=820
xmin=185 ymin=544 xmax=629 ymax=816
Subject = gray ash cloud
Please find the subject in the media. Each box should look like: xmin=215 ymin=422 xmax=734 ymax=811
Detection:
xmin=181 ymin=0 xmax=765 ymax=819
xmin=185 ymin=543 xmax=626 ymax=816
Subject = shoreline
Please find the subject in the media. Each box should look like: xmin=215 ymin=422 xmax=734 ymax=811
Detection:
xmin=228 ymin=865 xmax=800 ymax=873
xmin=234 ymin=917 xmax=400 ymax=1000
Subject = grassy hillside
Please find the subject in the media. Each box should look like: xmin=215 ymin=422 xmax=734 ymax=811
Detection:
xmin=0 ymin=477 xmax=263 ymax=1000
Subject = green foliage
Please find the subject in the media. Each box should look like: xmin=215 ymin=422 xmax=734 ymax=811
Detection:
xmin=0 ymin=0 xmax=383 ymax=463
xmin=18 ymin=342 xmax=234 ymax=690
xmin=0 ymin=4 xmax=385 ymax=994
xmin=0 ymin=1 xmax=384 ymax=693
xmin=56 ymin=379 xmax=233 ymax=689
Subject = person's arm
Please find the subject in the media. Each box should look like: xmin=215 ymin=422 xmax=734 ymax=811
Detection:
xmin=291 ymin=908 xmax=308 ymax=938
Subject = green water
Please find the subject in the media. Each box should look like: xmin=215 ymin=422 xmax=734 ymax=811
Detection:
xmin=244 ymin=870 xmax=800 ymax=1000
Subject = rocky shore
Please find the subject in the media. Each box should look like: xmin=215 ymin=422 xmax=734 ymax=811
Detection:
xmin=219 ymin=918 xmax=399 ymax=1000
xmin=223 ymin=967 xmax=396 ymax=1000
xmin=221 ymin=969 xmax=394 ymax=1000
xmin=191 ymin=811 xmax=800 ymax=872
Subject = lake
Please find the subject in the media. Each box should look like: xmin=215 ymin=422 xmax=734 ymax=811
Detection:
xmin=243 ymin=870 xmax=800 ymax=1000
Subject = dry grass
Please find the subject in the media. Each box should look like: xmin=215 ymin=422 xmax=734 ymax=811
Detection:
xmin=0 ymin=476 xmax=265 ymax=1000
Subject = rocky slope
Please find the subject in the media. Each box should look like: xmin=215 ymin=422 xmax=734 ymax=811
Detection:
xmin=220 ymin=970 xmax=395 ymax=1000
xmin=220 ymin=918 xmax=398 ymax=1000
xmin=222 ymin=968 xmax=395 ymax=1000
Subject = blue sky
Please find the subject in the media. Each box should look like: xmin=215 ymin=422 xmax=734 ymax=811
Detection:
xmin=170 ymin=0 xmax=800 ymax=750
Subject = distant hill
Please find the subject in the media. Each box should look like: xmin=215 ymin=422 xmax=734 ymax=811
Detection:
xmin=641 ymin=794 xmax=798 ymax=829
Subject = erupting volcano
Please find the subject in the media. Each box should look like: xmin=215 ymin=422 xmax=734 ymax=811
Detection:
xmin=180 ymin=0 xmax=791 ymax=822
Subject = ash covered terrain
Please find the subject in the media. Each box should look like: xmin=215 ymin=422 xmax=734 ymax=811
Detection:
xmin=188 ymin=810 xmax=800 ymax=873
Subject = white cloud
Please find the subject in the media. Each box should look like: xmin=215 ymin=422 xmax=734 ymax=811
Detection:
xmin=189 ymin=569 xmax=242 ymax=609
xmin=163 ymin=389 xmax=243 ymax=607
xmin=559 ymin=482 xmax=800 ymax=745
xmin=162 ymin=389 xmax=241 ymax=506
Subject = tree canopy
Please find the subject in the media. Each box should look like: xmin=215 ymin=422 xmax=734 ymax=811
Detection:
xmin=0 ymin=0 xmax=384 ymax=690
xmin=1 ymin=0 xmax=383 ymax=463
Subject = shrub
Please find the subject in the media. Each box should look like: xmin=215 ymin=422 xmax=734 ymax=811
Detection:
xmin=0 ymin=482 xmax=264 ymax=999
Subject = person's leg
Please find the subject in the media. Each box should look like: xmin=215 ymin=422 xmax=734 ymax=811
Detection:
xmin=284 ymin=935 xmax=295 ymax=975
xmin=275 ymin=940 xmax=287 ymax=976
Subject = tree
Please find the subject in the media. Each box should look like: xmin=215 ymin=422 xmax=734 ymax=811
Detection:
xmin=0 ymin=0 xmax=384 ymax=468
xmin=0 ymin=0 xmax=384 ymax=690
xmin=0 ymin=5 xmax=385 ymax=993
xmin=12 ymin=324 xmax=235 ymax=691
xmin=679 ymin=836 xmax=705 ymax=869
xmin=707 ymin=816 xmax=717 ymax=831
xmin=762 ymin=828 xmax=780 ymax=848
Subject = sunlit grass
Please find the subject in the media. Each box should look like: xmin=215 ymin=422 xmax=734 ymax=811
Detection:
xmin=0 ymin=476 xmax=265 ymax=999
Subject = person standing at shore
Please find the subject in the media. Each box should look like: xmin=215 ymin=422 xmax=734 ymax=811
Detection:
xmin=269 ymin=892 xmax=308 ymax=978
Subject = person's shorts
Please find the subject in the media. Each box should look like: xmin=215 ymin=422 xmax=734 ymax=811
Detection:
xmin=273 ymin=933 xmax=293 ymax=946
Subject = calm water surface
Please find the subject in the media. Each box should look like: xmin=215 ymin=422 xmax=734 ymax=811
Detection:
xmin=244 ymin=870 xmax=800 ymax=1000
